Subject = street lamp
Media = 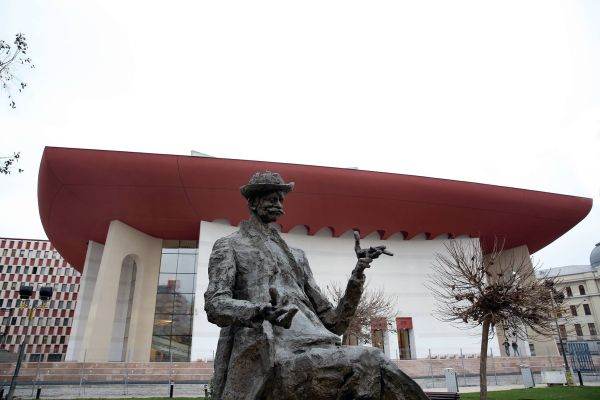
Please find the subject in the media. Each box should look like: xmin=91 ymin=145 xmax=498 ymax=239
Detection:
xmin=549 ymin=286 xmax=574 ymax=385
xmin=6 ymin=285 xmax=53 ymax=400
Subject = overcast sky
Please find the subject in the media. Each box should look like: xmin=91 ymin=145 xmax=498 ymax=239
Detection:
xmin=1 ymin=1 xmax=599 ymax=268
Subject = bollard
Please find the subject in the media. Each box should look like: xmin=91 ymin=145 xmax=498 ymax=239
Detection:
xmin=444 ymin=368 xmax=459 ymax=393
xmin=169 ymin=383 xmax=174 ymax=398
xmin=577 ymin=370 xmax=584 ymax=386
xmin=36 ymin=387 xmax=41 ymax=399
xmin=520 ymin=365 xmax=535 ymax=388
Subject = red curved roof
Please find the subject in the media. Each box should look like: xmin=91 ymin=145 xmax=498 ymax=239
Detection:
xmin=38 ymin=147 xmax=592 ymax=271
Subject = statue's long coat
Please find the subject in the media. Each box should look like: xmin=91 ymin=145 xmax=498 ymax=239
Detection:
xmin=204 ymin=220 xmax=364 ymax=400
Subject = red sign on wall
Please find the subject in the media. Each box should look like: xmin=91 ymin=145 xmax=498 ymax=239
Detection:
xmin=396 ymin=317 xmax=413 ymax=330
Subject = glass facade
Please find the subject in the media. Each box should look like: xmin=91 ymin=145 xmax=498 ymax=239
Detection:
xmin=150 ymin=240 xmax=197 ymax=362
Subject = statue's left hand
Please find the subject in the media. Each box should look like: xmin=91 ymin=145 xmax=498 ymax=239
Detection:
xmin=353 ymin=231 xmax=393 ymax=276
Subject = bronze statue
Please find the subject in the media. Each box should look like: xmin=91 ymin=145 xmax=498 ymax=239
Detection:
xmin=204 ymin=171 xmax=428 ymax=400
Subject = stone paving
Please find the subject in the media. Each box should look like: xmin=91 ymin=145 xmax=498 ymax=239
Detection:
xmin=3 ymin=373 xmax=599 ymax=399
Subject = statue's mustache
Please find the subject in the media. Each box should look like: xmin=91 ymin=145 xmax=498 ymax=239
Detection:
xmin=268 ymin=207 xmax=284 ymax=215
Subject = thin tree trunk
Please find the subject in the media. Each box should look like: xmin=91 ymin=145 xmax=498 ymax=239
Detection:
xmin=479 ymin=318 xmax=491 ymax=400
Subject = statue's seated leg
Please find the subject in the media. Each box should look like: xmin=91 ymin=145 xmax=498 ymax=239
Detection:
xmin=268 ymin=346 xmax=427 ymax=400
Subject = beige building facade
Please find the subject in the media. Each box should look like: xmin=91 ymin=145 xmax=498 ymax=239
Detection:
xmin=544 ymin=243 xmax=600 ymax=357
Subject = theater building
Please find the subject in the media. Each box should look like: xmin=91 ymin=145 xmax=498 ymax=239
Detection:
xmin=36 ymin=147 xmax=592 ymax=363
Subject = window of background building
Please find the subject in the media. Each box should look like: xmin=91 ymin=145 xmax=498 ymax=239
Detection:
xmin=528 ymin=343 xmax=536 ymax=356
xmin=559 ymin=324 xmax=566 ymax=338
xmin=565 ymin=287 xmax=573 ymax=297
xmin=579 ymin=285 xmax=586 ymax=295
xmin=150 ymin=240 xmax=197 ymax=362
xmin=574 ymin=324 xmax=583 ymax=336
xmin=583 ymin=304 xmax=592 ymax=316
xmin=570 ymin=305 xmax=578 ymax=316
xmin=589 ymin=323 xmax=597 ymax=336
xmin=47 ymin=354 xmax=62 ymax=362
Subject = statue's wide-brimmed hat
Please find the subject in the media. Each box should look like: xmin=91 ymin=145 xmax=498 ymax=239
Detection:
xmin=240 ymin=171 xmax=294 ymax=199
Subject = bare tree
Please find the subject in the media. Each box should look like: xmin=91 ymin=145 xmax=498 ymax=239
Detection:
xmin=1 ymin=33 xmax=33 ymax=175
xmin=0 ymin=152 xmax=23 ymax=175
xmin=427 ymin=239 xmax=565 ymax=400
xmin=1 ymin=33 xmax=34 ymax=109
xmin=327 ymin=282 xmax=397 ymax=345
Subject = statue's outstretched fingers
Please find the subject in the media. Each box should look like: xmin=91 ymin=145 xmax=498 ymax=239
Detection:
xmin=277 ymin=307 xmax=298 ymax=329
xmin=266 ymin=307 xmax=287 ymax=324
xmin=269 ymin=286 xmax=279 ymax=306
xmin=353 ymin=230 xmax=362 ymax=256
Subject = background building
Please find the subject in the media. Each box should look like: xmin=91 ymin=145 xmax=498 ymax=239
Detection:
xmin=37 ymin=147 xmax=592 ymax=363
xmin=544 ymin=243 xmax=600 ymax=357
xmin=0 ymin=238 xmax=80 ymax=362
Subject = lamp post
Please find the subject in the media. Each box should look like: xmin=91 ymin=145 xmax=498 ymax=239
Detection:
xmin=550 ymin=287 xmax=574 ymax=385
xmin=6 ymin=285 xmax=53 ymax=400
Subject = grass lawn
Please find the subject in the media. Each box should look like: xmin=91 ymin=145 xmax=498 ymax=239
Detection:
xmin=460 ymin=386 xmax=600 ymax=400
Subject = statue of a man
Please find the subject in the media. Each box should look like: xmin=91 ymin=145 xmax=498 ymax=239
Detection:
xmin=204 ymin=171 xmax=428 ymax=400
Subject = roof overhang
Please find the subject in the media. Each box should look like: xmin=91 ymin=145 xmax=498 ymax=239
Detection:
xmin=38 ymin=147 xmax=593 ymax=271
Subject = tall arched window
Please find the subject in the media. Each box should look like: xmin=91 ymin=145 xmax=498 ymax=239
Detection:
xmin=578 ymin=285 xmax=586 ymax=295
xmin=565 ymin=287 xmax=573 ymax=297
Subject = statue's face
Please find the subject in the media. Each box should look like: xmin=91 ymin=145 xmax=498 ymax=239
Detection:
xmin=251 ymin=190 xmax=285 ymax=223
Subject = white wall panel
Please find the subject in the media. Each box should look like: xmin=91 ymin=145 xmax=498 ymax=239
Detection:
xmin=191 ymin=221 xmax=500 ymax=360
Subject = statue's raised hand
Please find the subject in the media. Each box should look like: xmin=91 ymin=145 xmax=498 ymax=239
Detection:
xmin=353 ymin=231 xmax=393 ymax=276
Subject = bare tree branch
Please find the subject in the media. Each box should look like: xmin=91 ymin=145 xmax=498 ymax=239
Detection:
xmin=327 ymin=282 xmax=397 ymax=345
xmin=1 ymin=33 xmax=34 ymax=109
xmin=0 ymin=152 xmax=23 ymax=175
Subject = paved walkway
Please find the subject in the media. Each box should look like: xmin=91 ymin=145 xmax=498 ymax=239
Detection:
xmin=5 ymin=378 xmax=600 ymax=398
